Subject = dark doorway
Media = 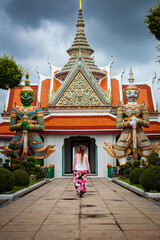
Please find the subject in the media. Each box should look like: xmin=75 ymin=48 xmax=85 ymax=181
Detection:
xmin=63 ymin=136 xmax=96 ymax=175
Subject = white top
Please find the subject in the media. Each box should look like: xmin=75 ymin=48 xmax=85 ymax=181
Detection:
xmin=75 ymin=153 xmax=88 ymax=171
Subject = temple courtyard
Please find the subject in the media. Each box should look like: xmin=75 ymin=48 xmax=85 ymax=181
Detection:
xmin=0 ymin=178 xmax=160 ymax=240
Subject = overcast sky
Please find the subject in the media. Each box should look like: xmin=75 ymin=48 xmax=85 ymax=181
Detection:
xmin=0 ymin=0 xmax=160 ymax=120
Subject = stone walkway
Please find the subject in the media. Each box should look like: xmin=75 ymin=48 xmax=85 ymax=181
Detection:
xmin=0 ymin=178 xmax=160 ymax=240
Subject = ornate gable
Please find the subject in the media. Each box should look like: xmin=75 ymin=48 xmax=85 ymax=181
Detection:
xmin=56 ymin=71 xmax=104 ymax=106
xmin=49 ymin=58 xmax=110 ymax=108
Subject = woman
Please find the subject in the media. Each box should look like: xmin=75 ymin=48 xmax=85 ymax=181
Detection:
xmin=73 ymin=145 xmax=91 ymax=198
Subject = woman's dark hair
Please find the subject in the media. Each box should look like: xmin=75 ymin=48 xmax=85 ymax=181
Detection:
xmin=78 ymin=145 xmax=86 ymax=162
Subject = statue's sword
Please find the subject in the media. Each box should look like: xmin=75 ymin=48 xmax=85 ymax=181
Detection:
xmin=20 ymin=114 xmax=28 ymax=160
xmin=132 ymin=117 xmax=138 ymax=160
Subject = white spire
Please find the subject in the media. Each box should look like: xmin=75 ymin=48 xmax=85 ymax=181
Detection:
xmin=150 ymin=72 xmax=157 ymax=112
xmin=48 ymin=58 xmax=61 ymax=98
xmin=112 ymin=68 xmax=125 ymax=103
xmin=100 ymin=56 xmax=114 ymax=92
xmin=36 ymin=66 xmax=49 ymax=103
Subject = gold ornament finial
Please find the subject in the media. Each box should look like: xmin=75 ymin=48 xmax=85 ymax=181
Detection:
xmin=79 ymin=0 xmax=82 ymax=10
xmin=25 ymin=68 xmax=30 ymax=86
xmin=128 ymin=67 xmax=134 ymax=84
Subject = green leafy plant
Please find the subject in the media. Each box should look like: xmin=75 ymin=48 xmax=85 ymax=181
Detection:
xmin=140 ymin=166 xmax=160 ymax=192
xmin=26 ymin=156 xmax=36 ymax=164
xmin=13 ymin=169 xmax=30 ymax=186
xmin=123 ymin=161 xmax=132 ymax=178
xmin=0 ymin=168 xmax=14 ymax=193
xmin=129 ymin=168 xmax=145 ymax=184
xmin=146 ymin=152 xmax=160 ymax=166
xmin=145 ymin=1 xmax=160 ymax=63
xmin=0 ymin=54 xmax=24 ymax=90
xmin=132 ymin=160 xmax=140 ymax=169
xmin=34 ymin=166 xmax=46 ymax=179
xmin=8 ymin=143 xmax=19 ymax=151
xmin=119 ymin=164 xmax=125 ymax=176
xmin=145 ymin=1 xmax=160 ymax=41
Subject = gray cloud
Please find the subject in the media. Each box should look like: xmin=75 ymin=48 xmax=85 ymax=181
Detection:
xmin=4 ymin=0 xmax=77 ymax=28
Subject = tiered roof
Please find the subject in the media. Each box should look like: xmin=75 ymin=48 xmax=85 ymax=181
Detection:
xmin=55 ymin=6 xmax=106 ymax=81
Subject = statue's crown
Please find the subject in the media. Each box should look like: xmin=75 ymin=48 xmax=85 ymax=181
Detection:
xmin=20 ymin=69 xmax=34 ymax=93
xmin=125 ymin=68 xmax=139 ymax=91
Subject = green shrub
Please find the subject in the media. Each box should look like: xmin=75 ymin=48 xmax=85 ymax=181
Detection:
xmin=146 ymin=152 xmax=160 ymax=166
xmin=124 ymin=168 xmax=131 ymax=178
xmin=129 ymin=168 xmax=144 ymax=184
xmin=3 ymin=162 xmax=9 ymax=169
xmin=123 ymin=161 xmax=132 ymax=177
xmin=132 ymin=160 xmax=140 ymax=169
xmin=34 ymin=166 xmax=46 ymax=179
xmin=12 ymin=158 xmax=20 ymax=164
xmin=21 ymin=160 xmax=35 ymax=173
xmin=8 ymin=143 xmax=19 ymax=150
xmin=124 ymin=161 xmax=132 ymax=168
xmin=140 ymin=166 xmax=160 ymax=192
xmin=0 ymin=168 xmax=14 ymax=193
xmin=26 ymin=156 xmax=36 ymax=164
xmin=13 ymin=169 xmax=30 ymax=186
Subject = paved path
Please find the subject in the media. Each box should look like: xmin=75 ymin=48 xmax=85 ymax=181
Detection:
xmin=0 ymin=178 xmax=160 ymax=240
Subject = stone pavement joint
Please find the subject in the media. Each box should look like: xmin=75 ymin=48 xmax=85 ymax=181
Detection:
xmin=0 ymin=178 xmax=160 ymax=240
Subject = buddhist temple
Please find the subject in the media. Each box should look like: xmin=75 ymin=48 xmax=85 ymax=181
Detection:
xmin=0 ymin=1 xmax=160 ymax=177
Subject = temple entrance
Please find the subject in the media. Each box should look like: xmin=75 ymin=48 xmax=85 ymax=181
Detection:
xmin=63 ymin=136 xmax=97 ymax=175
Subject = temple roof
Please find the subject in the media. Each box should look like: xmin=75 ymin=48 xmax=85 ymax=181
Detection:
xmin=1 ymin=116 xmax=160 ymax=138
xmin=3 ymin=73 xmax=156 ymax=114
xmin=55 ymin=7 xmax=106 ymax=81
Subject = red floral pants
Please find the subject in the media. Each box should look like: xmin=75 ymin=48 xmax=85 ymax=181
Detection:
xmin=74 ymin=170 xmax=87 ymax=196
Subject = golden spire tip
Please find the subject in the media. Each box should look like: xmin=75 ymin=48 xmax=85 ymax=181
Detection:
xmin=79 ymin=0 xmax=82 ymax=10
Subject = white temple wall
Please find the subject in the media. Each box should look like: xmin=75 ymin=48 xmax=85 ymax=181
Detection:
xmin=95 ymin=134 xmax=117 ymax=177
xmin=42 ymin=133 xmax=117 ymax=178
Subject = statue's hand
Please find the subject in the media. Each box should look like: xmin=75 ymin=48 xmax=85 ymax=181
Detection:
xmin=130 ymin=116 xmax=138 ymax=127
xmin=21 ymin=121 xmax=30 ymax=130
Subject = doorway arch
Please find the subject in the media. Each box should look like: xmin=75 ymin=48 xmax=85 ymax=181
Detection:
xmin=63 ymin=136 xmax=97 ymax=175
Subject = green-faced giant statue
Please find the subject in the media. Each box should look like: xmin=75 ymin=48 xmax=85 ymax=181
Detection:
xmin=1 ymin=70 xmax=55 ymax=165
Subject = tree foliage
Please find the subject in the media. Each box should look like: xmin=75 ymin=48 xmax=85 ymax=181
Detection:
xmin=145 ymin=2 xmax=160 ymax=63
xmin=0 ymin=54 xmax=24 ymax=90
xmin=145 ymin=1 xmax=160 ymax=41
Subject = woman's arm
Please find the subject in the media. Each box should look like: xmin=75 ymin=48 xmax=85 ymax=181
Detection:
xmin=73 ymin=154 xmax=77 ymax=171
xmin=86 ymin=154 xmax=91 ymax=175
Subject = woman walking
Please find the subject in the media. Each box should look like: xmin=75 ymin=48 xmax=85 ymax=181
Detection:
xmin=73 ymin=145 xmax=91 ymax=198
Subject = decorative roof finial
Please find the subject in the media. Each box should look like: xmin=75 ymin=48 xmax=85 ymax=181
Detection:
xmin=25 ymin=69 xmax=30 ymax=87
xmin=26 ymin=68 xmax=29 ymax=79
xmin=128 ymin=67 xmax=134 ymax=84
xmin=79 ymin=0 xmax=82 ymax=10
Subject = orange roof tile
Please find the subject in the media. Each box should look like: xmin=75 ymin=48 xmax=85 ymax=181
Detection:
xmin=41 ymin=79 xmax=50 ymax=108
xmin=0 ymin=122 xmax=15 ymax=136
xmin=100 ymin=77 xmax=107 ymax=92
xmin=44 ymin=115 xmax=116 ymax=130
xmin=111 ymin=79 xmax=120 ymax=107
xmin=0 ymin=118 xmax=160 ymax=138
xmin=142 ymin=121 xmax=160 ymax=134
xmin=54 ymin=78 xmax=62 ymax=93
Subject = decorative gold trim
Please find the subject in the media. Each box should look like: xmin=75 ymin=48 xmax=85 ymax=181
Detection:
xmin=114 ymin=145 xmax=126 ymax=151
xmin=34 ymin=156 xmax=44 ymax=159
xmin=140 ymin=145 xmax=153 ymax=151
xmin=126 ymin=133 xmax=131 ymax=142
xmin=33 ymin=145 xmax=47 ymax=153
xmin=29 ymin=135 xmax=42 ymax=144
xmin=137 ymin=134 xmax=142 ymax=142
